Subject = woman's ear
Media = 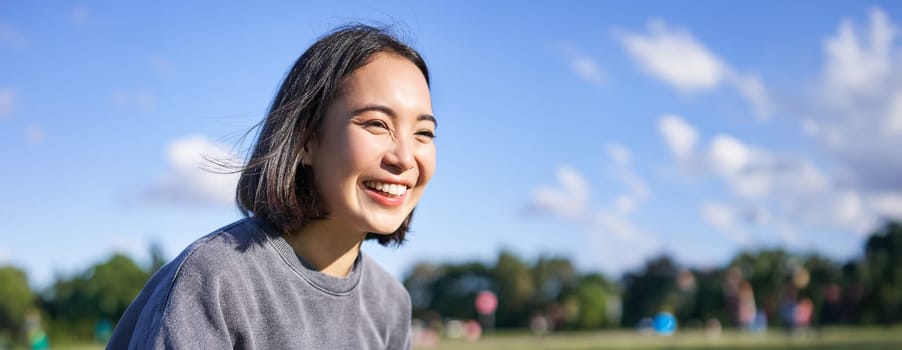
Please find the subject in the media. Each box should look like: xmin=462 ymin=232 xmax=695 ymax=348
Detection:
xmin=300 ymin=143 xmax=314 ymax=166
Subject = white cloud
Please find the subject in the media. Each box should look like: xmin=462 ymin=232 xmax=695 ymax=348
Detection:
xmin=589 ymin=208 xmax=662 ymax=275
xmin=656 ymin=108 xmax=888 ymax=242
xmin=24 ymin=125 xmax=45 ymax=144
xmin=0 ymin=87 xmax=14 ymax=119
xmin=823 ymin=8 xmax=892 ymax=98
xmin=612 ymin=168 xmax=650 ymax=215
xmin=700 ymin=201 xmax=750 ymax=244
xmin=0 ymin=247 xmax=9 ymax=263
xmin=733 ymin=73 xmax=773 ymax=118
xmin=617 ymin=20 xmax=727 ymax=90
xmin=113 ymin=90 xmax=156 ymax=111
xmin=707 ymin=134 xmax=750 ymax=176
xmin=531 ymin=165 xmax=590 ymax=219
xmin=140 ymin=135 xmax=241 ymax=206
xmin=617 ymin=20 xmax=773 ymax=119
xmin=834 ymin=191 xmax=865 ymax=232
xmin=657 ymin=114 xmax=698 ymax=161
xmin=603 ymin=143 xmax=650 ymax=216
xmin=806 ymin=8 xmax=902 ymax=192
xmin=887 ymin=92 xmax=902 ymax=136
xmin=561 ymin=45 xmax=605 ymax=86
xmin=872 ymin=193 xmax=902 ymax=218
xmin=0 ymin=23 xmax=26 ymax=50
xmin=606 ymin=143 xmax=631 ymax=166
xmin=594 ymin=208 xmax=638 ymax=239
xmin=531 ymin=150 xmax=658 ymax=274
xmin=72 ymin=6 xmax=89 ymax=24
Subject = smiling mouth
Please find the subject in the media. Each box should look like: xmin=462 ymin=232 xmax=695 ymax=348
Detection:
xmin=363 ymin=180 xmax=409 ymax=198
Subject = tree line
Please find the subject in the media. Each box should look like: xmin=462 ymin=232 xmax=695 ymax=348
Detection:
xmin=0 ymin=221 xmax=900 ymax=345
xmin=404 ymin=220 xmax=902 ymax=330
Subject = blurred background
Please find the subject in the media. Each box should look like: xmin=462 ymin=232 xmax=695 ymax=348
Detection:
xmin=2 ymin=1 xmax=902 ymax=349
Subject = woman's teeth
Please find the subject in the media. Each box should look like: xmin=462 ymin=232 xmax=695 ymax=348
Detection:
xmin=364 ymin=181 xmax=408 ymax=197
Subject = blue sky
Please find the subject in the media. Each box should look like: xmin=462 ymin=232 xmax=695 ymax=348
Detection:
xmin=3 ymin=1 xmax=902 ymax=288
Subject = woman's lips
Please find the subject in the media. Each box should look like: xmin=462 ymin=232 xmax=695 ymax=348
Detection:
xmin=362 ymin=181 xmax=408 ymax=207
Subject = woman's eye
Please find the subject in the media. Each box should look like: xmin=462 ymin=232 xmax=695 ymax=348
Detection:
xmin=416 ymin=130 xmax=436 ymax=139
xmin=363 ymin=120 xmax=389 ymax=131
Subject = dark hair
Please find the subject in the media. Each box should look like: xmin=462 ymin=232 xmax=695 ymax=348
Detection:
xmin=236 ymin=24 xmax=430 ymax=246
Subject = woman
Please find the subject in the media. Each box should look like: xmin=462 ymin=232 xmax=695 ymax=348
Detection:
xmin=108 ymin=24 xmax=436 ymax=349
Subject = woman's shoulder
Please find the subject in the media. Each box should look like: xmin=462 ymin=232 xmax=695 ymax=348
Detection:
xmin=359 ymin=253 xmax=410 ymax=305
xmin=169 ymin=218 xmax=271 ymax=278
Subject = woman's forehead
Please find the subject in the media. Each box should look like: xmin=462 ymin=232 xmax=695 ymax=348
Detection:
xmin=339 ymin=53 xmax=432 ymax=112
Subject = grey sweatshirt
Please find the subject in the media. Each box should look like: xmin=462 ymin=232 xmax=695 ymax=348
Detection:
xmin=107 ymin=218 xmax=412 ymax=349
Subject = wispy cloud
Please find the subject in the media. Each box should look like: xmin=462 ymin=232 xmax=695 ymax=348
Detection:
xmin=24 ymin=125 xmax=46 ymax=144
xmin=531 ymin=165 xmax=590 ymax=219
xmin=0 ymin=22 xmax=27 ymax=50
xmin=136 ymin=135 xmax=241 ymax=207
xmin=806 ymin=8 xmax=902 ymax=192
xmin=150 ymin=54 xmax=176 ymax=77
xmin=606 ymin=143 xmax=631 ymax=166
xmin=72 ymin=6 xmax=89 ymax=24
xmin=0 ymin=87 xmax=14 ymax=119
xmin=699 ymin=201 xmax=751 ymax=244
xmin=560 ymin=45 xmax=605 ymax=86
xmin=660 ymin=114 xmax=899 ymax=241
xmin=616 ymin=20 xmax=773 ymax=119
xmin=530 ymin=147 xmax=660 ymax=274
xmin=113 ymin=90 xmax=156 ymax=112
xmin=606 ymin=143 xmax=650 ymax=216
xmin=616 ymin=20 xmax=727 ymax=90
xmin=657 ymin=114 xmax=698 ymax=162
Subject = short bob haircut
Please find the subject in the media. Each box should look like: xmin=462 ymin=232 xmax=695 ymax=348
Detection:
xmin=236 ymin=24 xmax=430 ymax=246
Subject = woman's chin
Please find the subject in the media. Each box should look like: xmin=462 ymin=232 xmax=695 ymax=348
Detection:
xmin=367 ymin=226 xmax=401 ymax=235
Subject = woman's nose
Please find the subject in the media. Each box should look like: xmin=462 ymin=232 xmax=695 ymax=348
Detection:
xmin=383 ymin=134 xmax=416 ymax=173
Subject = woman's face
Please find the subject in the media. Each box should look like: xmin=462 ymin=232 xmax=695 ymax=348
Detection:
xmin=307 ymin=52 xmax=436 ymax=235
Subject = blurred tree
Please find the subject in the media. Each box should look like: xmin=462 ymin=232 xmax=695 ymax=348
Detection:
xmin=729 ymin=249 xmax=793 ymax=325
xmin=43 ymin=254 xmax=149 ymax=340
xmin=799 ymin=254 xmax=841 ymax=325
xmin=684 ymin=268 xmax=726 ymax=324
xmin=620 ymin=255 xmax=679 ymax=327
xmin=561 ymin=273 xmax=616 ymax=329
xmin=530 ymin=256 xmax=579 ymax=330
xmin=0 ymin=265 xmax=34 ymax=340
xmin=861 ymin=220 xmax=902 ymax=324
xmin=148 ymin=241 xmax=167 ymax=275
xmin=424 ymin=262 xmax=494 ymax=320
xmin=404 ymin=262 xmax=444 ymax=316
xmin=531 ymin=256 xmax=578 ymax=305
xmin=492 ymin=251 xmax=534 ymax=327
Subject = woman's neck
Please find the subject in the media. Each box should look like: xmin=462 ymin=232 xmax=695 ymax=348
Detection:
xmin=286 ymin=219 xmax=366 ymax=277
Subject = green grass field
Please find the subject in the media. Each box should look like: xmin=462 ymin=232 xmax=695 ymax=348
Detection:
xmin=43 ymin=326 xmax=902 ymax=350
xmin=421 ymin=326 xmax=902 ymax=350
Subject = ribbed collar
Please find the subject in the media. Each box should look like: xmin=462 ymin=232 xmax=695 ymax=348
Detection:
xmin=249 ymin=218 xmax=363 ymax=296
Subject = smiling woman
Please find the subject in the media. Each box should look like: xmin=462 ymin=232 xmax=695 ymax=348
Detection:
xmin=106 ymin=25 xmax=435 ymax=349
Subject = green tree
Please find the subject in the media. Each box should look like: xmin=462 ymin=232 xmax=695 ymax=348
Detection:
xmin=531 ymin=256 xmax=578 ymax=305
xmin=492 ymin=251 xmax=534 ymax=327
xmin=424 ymin=262 xmax=494 ymax=320
xmin=0 ymin=266 xmax=34 ymax=341
xmin=861 ymin=220 xmax=902 ymax=324
xmin=684 ymin=268 xmax=726 ymax=324
xmin=44 ymin=253 xmax=149 ymax=340
xmin=561 ymin=273 xmax=617 ymax=329
xmin=729 ymin=249 xmax=794 ymax=325
xmin=404 ymin=262 xmax=444 ymax=316
xmin=620 ymin=255 xmax=679 ymax=327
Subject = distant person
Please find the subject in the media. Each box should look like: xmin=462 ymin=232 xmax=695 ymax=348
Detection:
xmin=107 ymin=24 xmax=437 ymax=349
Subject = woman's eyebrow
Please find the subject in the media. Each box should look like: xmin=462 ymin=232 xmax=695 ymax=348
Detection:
xmin=419 ymin=115 xmax=437 ymax=129
xmin=352 ymin=104 xmax=437 ymax=129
